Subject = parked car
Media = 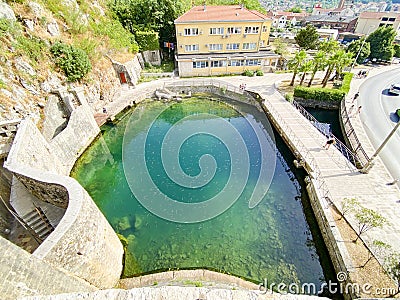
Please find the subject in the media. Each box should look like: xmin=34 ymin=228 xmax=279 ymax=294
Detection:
xmin=389 ymin=83 xmax=400 ymax=95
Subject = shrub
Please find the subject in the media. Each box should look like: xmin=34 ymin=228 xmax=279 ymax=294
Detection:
xmin=50 ymin=41 xmax=91 ymax=82
xmin=256 ymin=69 xmax=264 ymax=76
xmin=243 ymin=70 xmax=254 ymax=77
xmin=285 ymin=93 xmax=293 ymax=102
xmin=294 ymin=85 xmax=345 ymax=103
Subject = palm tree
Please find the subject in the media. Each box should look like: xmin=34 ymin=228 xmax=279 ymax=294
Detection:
xmin=308 ymin=50 xmax=326 ymax=87
xmin=334 ymin=49 xmax=353 ymax=80
xmin=288 ymin=50 xmax=307 ymax=86
xmin=322 ymin=49 xmax=353 ymax=87
xmin=321 ymin=54 xmax=336 ymax=87
xmin=299 ymin=60 xmax=313 ymax=86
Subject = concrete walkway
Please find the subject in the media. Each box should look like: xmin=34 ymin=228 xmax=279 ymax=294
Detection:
xmin=216 ymin=72 xmax=400 ymax=268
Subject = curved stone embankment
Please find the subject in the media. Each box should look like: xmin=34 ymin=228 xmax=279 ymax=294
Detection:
xmin=22 ymin=269 xmax=329 ymax=300
xmin=4 ymin=119 xmax=123 ymax=289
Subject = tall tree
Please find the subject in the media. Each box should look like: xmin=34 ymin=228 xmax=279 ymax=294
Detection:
xmin=298 ymin=60 xmax=313 ymax=86
xmin=367 ymin=26 xmax=396 ymax=62
xmin=321 ymin=49 xmax=352 ymax=87
xmin=308 ymin=50 xmax=326 ymax=87
xmin=295 ymin=24 xmax=319 ymax=50
xmin=346 ymin=37 xmax=370 ymax=65
xmin=288 ymin=50 xmax=307 ymax=86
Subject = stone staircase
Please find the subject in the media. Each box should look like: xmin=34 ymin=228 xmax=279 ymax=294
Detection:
xmin=21 ymin=207 xmax=54 ymax=241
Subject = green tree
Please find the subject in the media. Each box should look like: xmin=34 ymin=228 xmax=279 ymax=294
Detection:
xmin=288 ymin=7 xmax=302 ymax=13
xmin=346 ymin=38 xmax=370 ymax=65
xmin=354 ymin=206 xmax=387 ymax=242
xmin=271 ymin=37 xmax=289 ymax=56
xmin=111 ymin=0 xmax=184 ymax=43
xmin=295 ymin=24 xmax=319 ymax=50
xmin=339 ymin=197 xmax=359 ymax=220
xmin=367 ymin=26 xmax=396 ymax=62
xmin=321 ymin=49 xmax=352 ymax=87
xmin=394 ymin=44 xmax=400 ymax=58
xmin=318 ymin=39 xmax=340 ymax=53
xmin=288 ymin=50 xmax=307 ymax=86
xmin=298 ymin=60 xmax=313 ymax=86
xmin=308 ymin=50 xmax=326 ymax=87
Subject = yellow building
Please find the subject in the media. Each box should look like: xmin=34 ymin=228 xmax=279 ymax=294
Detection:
xmin=174 ymin=5 xmax=280 ymax=77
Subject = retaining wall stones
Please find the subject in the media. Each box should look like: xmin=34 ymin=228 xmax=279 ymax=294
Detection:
xmin=3 ymin=119 xmax=123 ymax=295
xmin=0 ymin=237 xmax=96 ymax=300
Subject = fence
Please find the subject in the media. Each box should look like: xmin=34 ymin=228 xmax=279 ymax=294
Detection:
xmin=340 ymin=99 xmax=370 ymax=168
xmin=291 ymin=100 xmax=359 ymax=168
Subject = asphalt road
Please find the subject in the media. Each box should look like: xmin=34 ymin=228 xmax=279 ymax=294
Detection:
xmin=358 ymin=67 xmax=400 ymax=182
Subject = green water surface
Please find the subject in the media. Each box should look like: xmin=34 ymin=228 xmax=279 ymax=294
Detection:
xmin=72 ymin=95 xmax=328 ymax=289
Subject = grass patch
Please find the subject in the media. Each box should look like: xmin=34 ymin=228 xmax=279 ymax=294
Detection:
xmin=143 ymin=61 xmax=174 ymax=73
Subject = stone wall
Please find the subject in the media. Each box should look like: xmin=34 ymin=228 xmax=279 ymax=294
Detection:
xmin=0 ymin=236 xmax=96 ymax=299
xmin=111 ymin=55 xmax=142 ymax=87
xmin=49 ymin=104 xmax=100 ymax=174
xmin=306 ymin=178 xmax=356 ymax=300
xmin=3 ymin=119 xmax=123 ymax=293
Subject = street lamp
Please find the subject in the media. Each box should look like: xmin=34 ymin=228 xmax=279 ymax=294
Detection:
xmin=360 ymin=117 xmax=400 ymax=173
xmin=351 ymin=25 xmax=375 ymax=69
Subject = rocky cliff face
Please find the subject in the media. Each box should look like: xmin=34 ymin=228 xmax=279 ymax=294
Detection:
xmin=0 ymin=0 xmax=136 ymax=123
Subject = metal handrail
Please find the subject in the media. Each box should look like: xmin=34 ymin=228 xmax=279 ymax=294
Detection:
xmin=291 ymin=100 xmax=359 ymax=167
xmin=262 ymin=98 xmax=332 ymax=204
xmin=340 ymin=99 xmax=370 ymax=168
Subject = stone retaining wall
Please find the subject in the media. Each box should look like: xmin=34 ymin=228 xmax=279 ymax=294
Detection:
xmin=2 ymin=119 xmax=123 ymax=297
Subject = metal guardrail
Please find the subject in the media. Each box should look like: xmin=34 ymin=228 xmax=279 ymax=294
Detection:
xmin=340 ymin=99 xmax=370 ymax=168
xmin=261 ymin=98 xmax=332 ymax=205
xmin=291 ymin=100 xmax=360 ymax=168
xmin=166 ymin=78 xmax=245 ymax=95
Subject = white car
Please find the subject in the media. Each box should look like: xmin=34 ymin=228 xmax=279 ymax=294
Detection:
xmin=389 ymin=83 xmax=400 ymax=95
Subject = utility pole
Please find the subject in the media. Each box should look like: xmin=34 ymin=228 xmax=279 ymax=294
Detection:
xmin=360 ymin=119 xmax=400 ymax=173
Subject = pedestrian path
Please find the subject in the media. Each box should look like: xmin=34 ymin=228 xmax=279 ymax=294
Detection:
xmin=243 ymin=81 xmax=400 ymax=269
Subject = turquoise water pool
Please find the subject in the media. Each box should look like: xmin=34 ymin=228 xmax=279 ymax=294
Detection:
xmin=72 ymin=94 xmax=328 ymax=289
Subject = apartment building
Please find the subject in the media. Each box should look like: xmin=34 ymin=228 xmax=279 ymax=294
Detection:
xmin=174 ymin=5 xmax=280 ymax=77
xmin=355 ymin=11 xmax=400 ymax=37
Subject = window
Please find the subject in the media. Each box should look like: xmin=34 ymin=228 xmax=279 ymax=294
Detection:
xmin=193 ymin=61 xmax=208 ymax=68
xmin=226 ymin=43 xmax=240 ymax=50
xmin=184 ymin=28 xmax=199 ymax=36
xmin=243 ymin=43 xmax=257 ymax=50
xmin=245 ymin=59 xmax=260 ymax=66
xmin=209 ymin=27 xmax=224 ymax=35
xmin=211 ymin=60 xmax=226 ymax=67
xmin=262 ymin=26 xmax=268 ymax=32
xmin=209 ymin=44 xmax=223 ymax=51
xmin=229 ymin=59 xmax=244 ymax=66
xmin=185 ymin=44 xmax=199 ymax=52
xmin=227 ymin=27 xmax=241 ymax=34
xmin=244 ymin=26 xmax=259 ymax=34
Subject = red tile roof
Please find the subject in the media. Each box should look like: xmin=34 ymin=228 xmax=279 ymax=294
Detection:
xmin=175 ymin=5 xmax=270 ymax=23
